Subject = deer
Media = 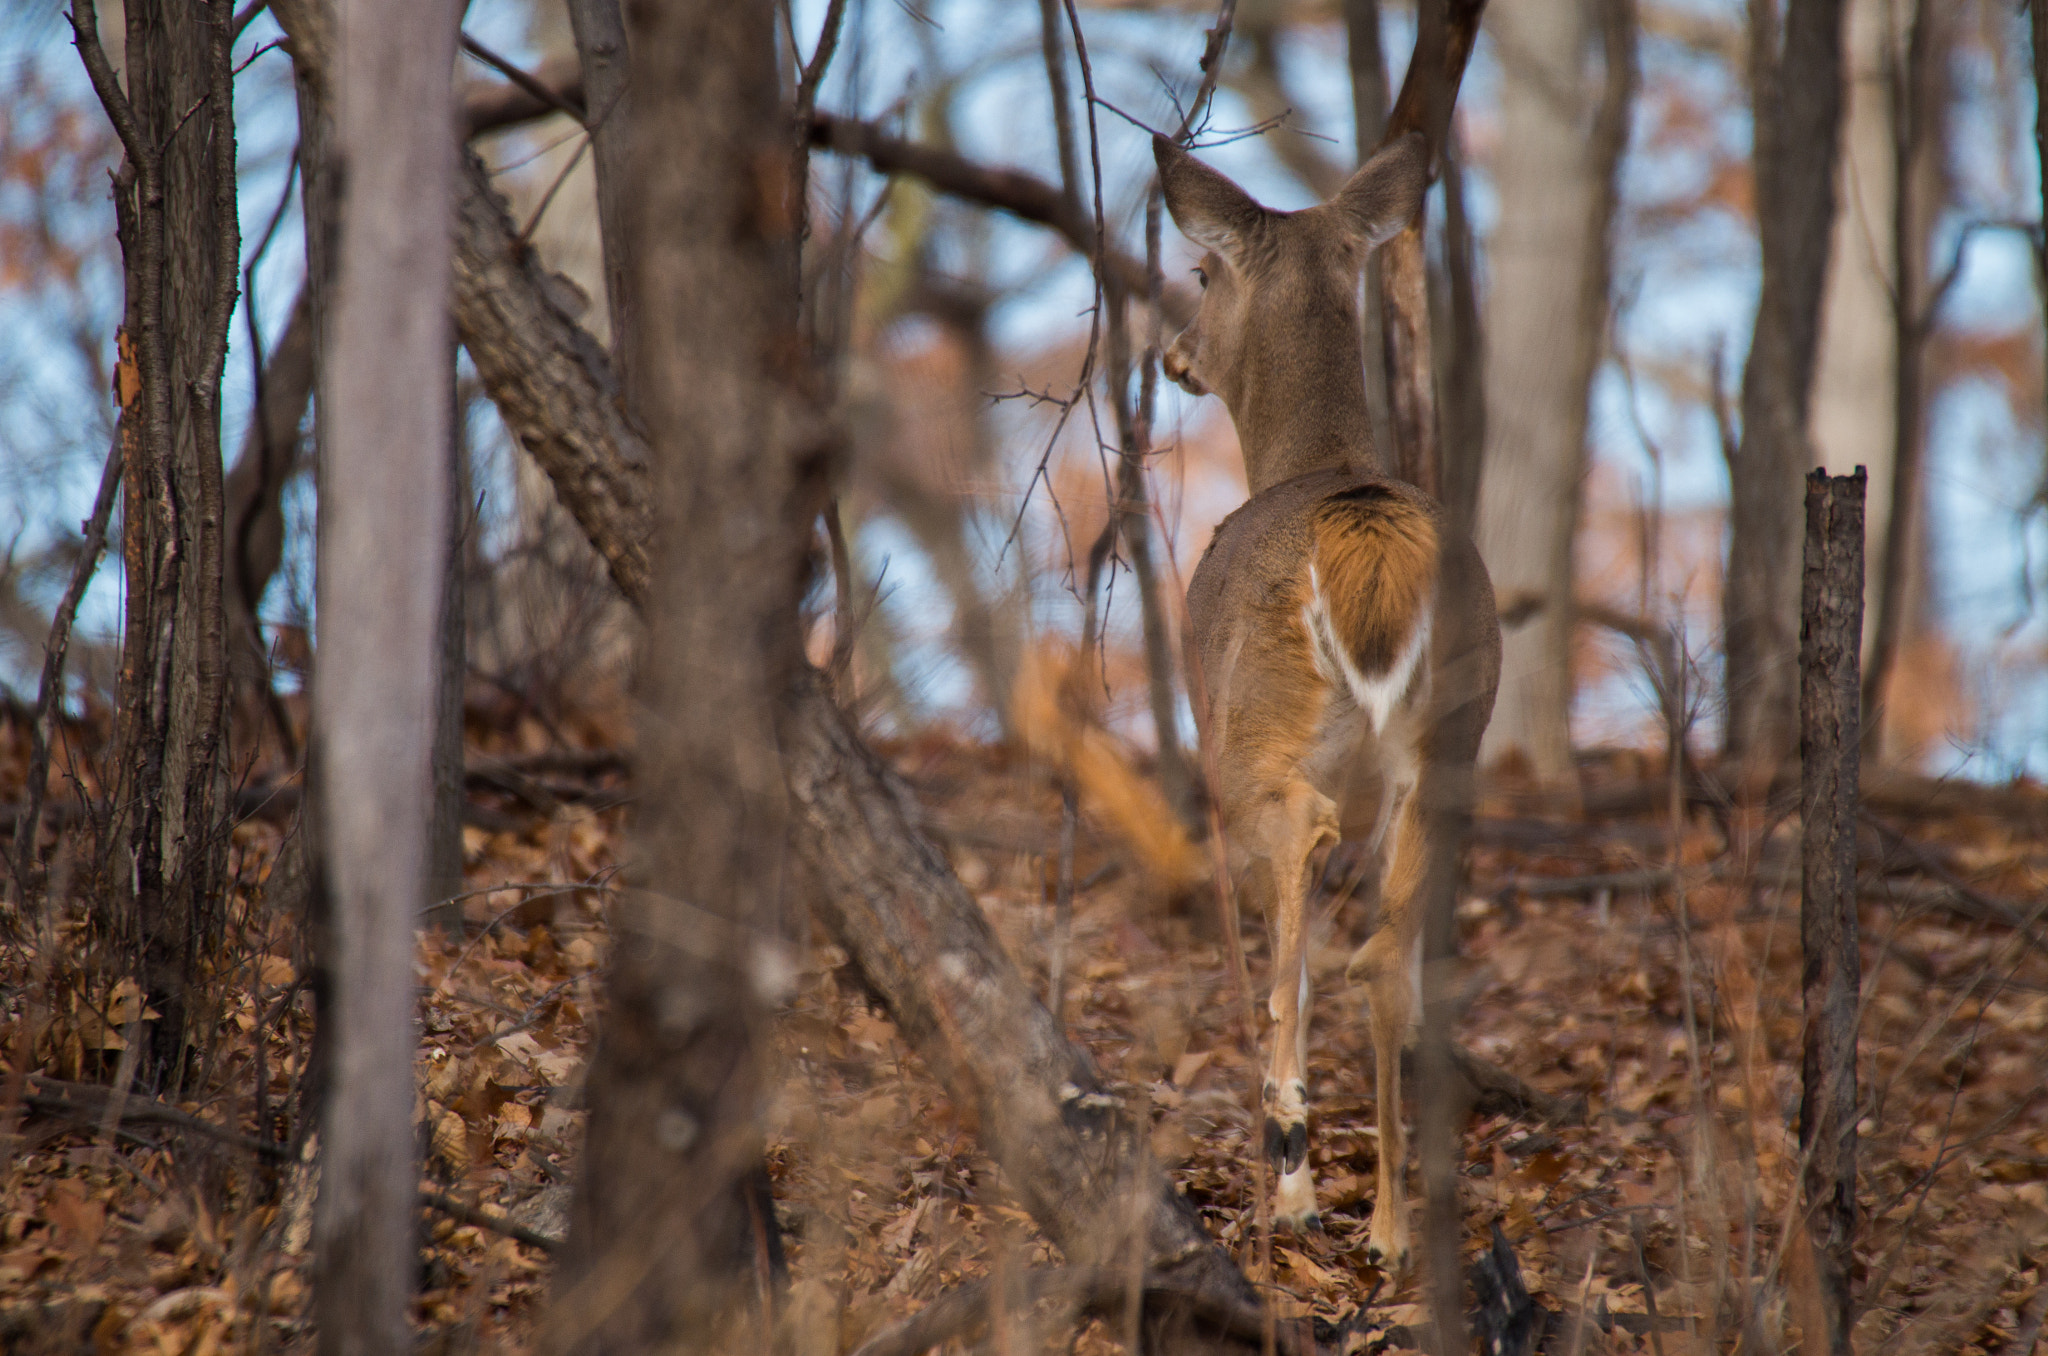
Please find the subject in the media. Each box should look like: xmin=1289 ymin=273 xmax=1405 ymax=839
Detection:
xmin=1153 ymin=130 xmax=1501 ymax=1266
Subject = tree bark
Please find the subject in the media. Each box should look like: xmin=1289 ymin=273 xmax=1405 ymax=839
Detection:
xmin=2036 ymin=0 xmax=2048 ymax=480
xmin=450 ymin=148 xmax=652 ymax=605
xmin=428 ymin=347 xmax=468 ymax=932
xmin=432 ymin=29 xmax=1340 ymax=1346
xmin=1471 ymin=0 xmax=1633 ymax=784
xmin=1799 ymin=468 xmax=1864 ymax=1356
xmin=1346 ymin=0 xmax=1399 ymax=468
xmin=1434 ymin=130 xmax=1484 ymax=544
xmin=780 ymin=670 xmax=1267 ymax=1350
xmin=548 ymin=3 xmax=819 ymax=1348
xmin=562 ymin=0 xmax=635 ymax=390
xmin=309 ymin=0 xmax=458 ymax=1349
xmin=76 ymin=0 xmax=240 ymax=1091
xmin=1724 ymin=0 xmax=1848 ymax=779
xmin=1372 ymin=0 xmax=1486 ymax=496
xmin=225 ymin=284 xmax=314 ymax=669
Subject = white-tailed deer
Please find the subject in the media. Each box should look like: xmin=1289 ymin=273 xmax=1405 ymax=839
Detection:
xmin=1155 ymin=131 xmax=1501 ymax=1265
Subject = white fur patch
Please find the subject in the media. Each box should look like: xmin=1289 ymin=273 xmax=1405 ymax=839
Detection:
xmin=1302 ymin=563 xmax=1432 ymax=735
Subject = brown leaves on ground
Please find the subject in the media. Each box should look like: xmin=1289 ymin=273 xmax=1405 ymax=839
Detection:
xmin=2 ymin=710 xmax=2045 ymax=1353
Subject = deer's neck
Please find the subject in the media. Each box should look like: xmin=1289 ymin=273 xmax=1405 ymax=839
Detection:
xmin=1223 ymin=319 xmax=1379 ymax=496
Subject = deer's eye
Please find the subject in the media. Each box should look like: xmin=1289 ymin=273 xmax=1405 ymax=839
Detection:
xmin=1193 ymin=266 xmax=1209 ymax=290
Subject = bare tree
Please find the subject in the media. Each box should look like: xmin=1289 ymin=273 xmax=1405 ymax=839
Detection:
xmin=69 ymin=0 xmax=240 ymax=1090
xmin=1858 ymin=0 xmax=1950 ymax=759
xmin=548 ymin=2 xmax=818 ymax=1346
xmin=1472 ymin=0 xmax=1635 ymax=785
xmin=1723 ymin=0 xmax=1848 ymax=780
xmin=308 ymin=0 xmax=458 ymax=1351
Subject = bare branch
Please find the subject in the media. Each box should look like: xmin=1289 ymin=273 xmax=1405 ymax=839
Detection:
xmin=460 ymin=32 xmax=588 ymax=126
xmin=68 ymin=0 xmax=150 ymax=171
xmin=1172 ymin=0 xmax=1239 ymax=145
xmin=7 ymin=439 xmax=122 ymax=910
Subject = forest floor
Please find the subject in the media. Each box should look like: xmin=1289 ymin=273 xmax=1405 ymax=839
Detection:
xmin=2 ymin=705 xmax=2045 ymax=1354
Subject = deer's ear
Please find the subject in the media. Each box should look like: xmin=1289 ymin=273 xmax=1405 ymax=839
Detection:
xmin=1154 ymin=133 xmax=1266 ymax=257
xmin=1326 ymin=131 xmax=1427 ymax=248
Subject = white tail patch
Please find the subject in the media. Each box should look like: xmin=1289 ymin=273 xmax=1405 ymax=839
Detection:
xmin=1302 ymin=563 xmax=1432 ymax=736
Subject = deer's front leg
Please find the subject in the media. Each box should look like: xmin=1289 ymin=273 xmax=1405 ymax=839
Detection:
xmin=1249 ymin=781 xmax=1339 ymax=1233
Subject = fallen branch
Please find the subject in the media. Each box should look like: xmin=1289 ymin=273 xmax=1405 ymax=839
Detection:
xmin=22 ymin=1076 xmax=560 ymax=1252
xmin=781 ymin=671 xmax=1270 ymax=1351
xmin=1446 ymin=1046 xmax=1588 ymax=1128
xmin=22 ymin=1074 xmax=287 ymax=1161
xmin=847 ymin=1265 xmax=1313 ymax=1356
xmin=1861 ymin=812 xmax=2044 ymax=939
xmin=419 ymin=1186 xmax=561 ymax=1253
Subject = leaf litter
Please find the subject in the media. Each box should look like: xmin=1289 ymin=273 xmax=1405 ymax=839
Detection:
xmin=1 ymin=714 xmax=2044 ymax=1353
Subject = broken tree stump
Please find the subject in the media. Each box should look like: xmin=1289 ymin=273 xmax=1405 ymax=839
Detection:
xmin=1800 ymin=466 xmax=1865 ymax=1355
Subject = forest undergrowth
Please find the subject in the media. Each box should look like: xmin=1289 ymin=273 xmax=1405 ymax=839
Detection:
xmin=1 ymin=695 xmax=2044 ymax=1354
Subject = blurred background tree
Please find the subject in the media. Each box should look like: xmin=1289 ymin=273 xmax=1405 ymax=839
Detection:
xmin=4 ymin=0 xmax=2042 ymax=802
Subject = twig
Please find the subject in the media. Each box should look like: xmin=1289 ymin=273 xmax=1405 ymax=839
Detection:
xmin=790 ymin=0 xmax=852 ymax=253
xmin=472 ymin=977 xmax=578 ymax=1055
xmin=7 ymin=437 xmax=122 ymax=911
xmin=419 ymin=1187 xmax=561 ymax=1253
xmin=1048 ymin=787 xmax=1078 ymax=1022
xmin=69 ymin=0 xmax=150 ymax=169
xmin=516 ymin=131 xmax=592 ymax=247
xmin=806 ymin=112 xmax=1181 ymax=319
xmin=460 ymin=33 xmax=589 ymax=125
xmin=26 ymin=1077 xmax=566 ymax=1255
xmin=1630 ymin=1215 xmax=1670 ymax=1356
xmin=1171 ymin=0 xmax=1240 ymax=145
xmin=1861 ymin=812 xmax=2044 ymax=941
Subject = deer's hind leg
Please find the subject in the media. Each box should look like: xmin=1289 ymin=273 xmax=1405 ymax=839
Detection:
xmin=1226 ymin=773 xmax=1341 ymax=1232
xmin=1343 ymin=773 xmax=1423 ymax=1268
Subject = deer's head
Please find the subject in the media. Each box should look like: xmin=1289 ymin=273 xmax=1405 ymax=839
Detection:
xmin=1152 ymin=132 xmax=1427 ymax=411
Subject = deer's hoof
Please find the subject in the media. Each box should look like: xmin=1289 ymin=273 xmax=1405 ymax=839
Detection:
xmin=1364 ymin=1207 xmax=1410 ymax=1271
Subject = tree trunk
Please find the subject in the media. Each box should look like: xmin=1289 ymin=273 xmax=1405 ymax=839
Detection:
xmin=1859 ymin=0 xmax=1947 ymax=763
xmin=2037 ymin=0 xmax=2048 ymax=464
xmin=1346 ymin=0 xmax=1399 ymax=469
xmin=780 ymin=671 xmax=1267 ymax=1351
xmin=563 ymin=0 xmax=635 ymax=394
xmin=449 ymin=148 xmax=651 ymax=604
xmin=85 ymin=0 xmax=240 ymax=1091
xmin=550 ymin=3 xmax=817 ymax=1347
xmin=225 ymin=284 xmax=314 ymax=676
xmin=428 ymin=348 xmax=469 ymax=932
xmin=1723 ymin=0 xmax=1848 ymax=780
xmin=309 ymin=0 xmax=457 ymax=1350
xmin=1799 ymin=468 xmax=1864 ymax=1356
xmin=1371 ymin=0 xmax=1486 ymax=497
xmin=1471 ymin=0 xmax=1633 ymax=784
xmin=1434 ymin=130 xmax=1484 ymax=545
xmin=1809 ymin=0 xmax=1899 ymax=616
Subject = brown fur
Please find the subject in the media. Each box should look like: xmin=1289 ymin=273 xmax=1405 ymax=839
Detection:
xmin=1312 ymin=484 xmax=1438 ymax=677
xmin=1157 ymin=132 xmax=1502 ymax=1262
